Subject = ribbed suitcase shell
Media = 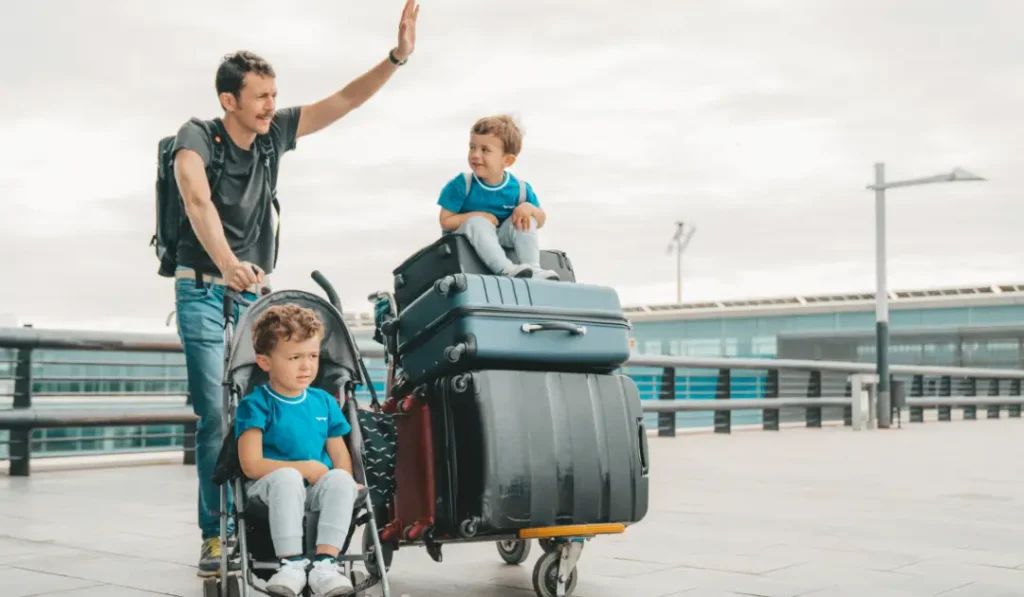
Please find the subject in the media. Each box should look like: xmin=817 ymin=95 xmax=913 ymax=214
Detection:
xmin=396 ymin=274 xmax=631 ymax=389
xmin=427 ymin=369 xmax=650 ymax=538
xmin=392 ymin=233 xmax=575 ymax=313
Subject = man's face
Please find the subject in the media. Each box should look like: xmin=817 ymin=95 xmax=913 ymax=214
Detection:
xmin=224 ymin=73 xmax=277 ymax=134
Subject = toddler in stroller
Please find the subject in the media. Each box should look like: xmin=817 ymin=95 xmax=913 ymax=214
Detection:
xmin=207 ymin=272 xmax=393 ymax=597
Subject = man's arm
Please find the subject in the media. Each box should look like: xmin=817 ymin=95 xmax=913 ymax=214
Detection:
xmin=296 ymin=0 xmax=419 ymax=139
xmin=174 ymin=149 xmax=261 ymax=290
xmin=238 ymin=428 xmax=326 ymax=482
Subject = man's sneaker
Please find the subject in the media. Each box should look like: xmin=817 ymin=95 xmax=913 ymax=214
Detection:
xmin=308 ymin=559 xmax=354 ymax=597
xmin=502 ymin=264 xmax=533 ymax=278
xmin=197 ymin=537 xmax=221 ymax=577
xmin=531 ymin=268 xmax=561 ymax=281
xmin=266 ymin=558 xmax=310 ymax=597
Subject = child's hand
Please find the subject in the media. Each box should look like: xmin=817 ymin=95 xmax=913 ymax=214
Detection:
xmin=301 ymin=461 xmax=330 ymax=485
xmin=510 ymin=204 xmax=536 ymax=231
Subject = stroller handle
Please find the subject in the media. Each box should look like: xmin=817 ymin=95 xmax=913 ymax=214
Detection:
xmin=311 ymin=270 xmax=343 ymax=314
xmin=222 ymin=285 xmax=270 ymax=322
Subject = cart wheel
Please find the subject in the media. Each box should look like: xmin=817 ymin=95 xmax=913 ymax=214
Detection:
xmin=532 ymin=550 xmax=579 ymax=597
xmin=538 ymin=538 xmax=559 ymax=554
xmin=202 ymin=578 xmax=220 ymax=597
xmin=350 ymin=570 xmax=368 ymax=597
xmin=225 ymin=574 xmax=243 ymax=597
xmin=496 ymin=539 xmax=532 ymax=565
xmin=363 ymin=529 xmax=394 ymax=578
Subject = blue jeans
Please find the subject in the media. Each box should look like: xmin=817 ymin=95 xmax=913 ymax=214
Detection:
xmin=175 ymin=275 xmax=254 ymax=540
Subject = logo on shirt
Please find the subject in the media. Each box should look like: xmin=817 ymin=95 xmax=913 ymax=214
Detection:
xmin=316 ymin=417 xmax=327 ymax=422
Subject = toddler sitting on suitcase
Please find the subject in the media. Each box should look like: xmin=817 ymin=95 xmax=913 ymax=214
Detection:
xmin=235 ymin=304 xmax=361 ymax=597
xmin=436 ymin=114 xmax=561 ymax=280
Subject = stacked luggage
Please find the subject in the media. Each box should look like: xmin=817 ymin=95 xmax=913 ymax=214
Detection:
xmin=374 ymin=233 xmax=650 ymax=544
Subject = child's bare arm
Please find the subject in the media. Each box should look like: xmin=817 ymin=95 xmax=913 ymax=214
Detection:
xmin=439 ymin=207 xmax=498 ymax=230
xmin=325 ymin=436 xmax=355 ymax=478
xmin=238 ymin=428 xmax=326 ymax=482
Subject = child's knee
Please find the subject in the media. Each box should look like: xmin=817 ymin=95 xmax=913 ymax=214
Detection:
xmin=320 ymin=469 xmax=356 ymax=495
xmin=460 ymin=215 xmax=495 ymax=233
xmin=266 ymin=467 xmax=306 ymax=498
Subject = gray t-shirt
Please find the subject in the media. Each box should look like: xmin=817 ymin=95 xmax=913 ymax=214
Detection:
xmin=171 ymin=106 xmax=301 ymax=276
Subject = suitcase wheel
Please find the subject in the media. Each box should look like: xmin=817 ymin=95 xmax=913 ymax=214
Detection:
xmin=458 ymin=517 xmax=479 ymax=538
xmin=433 ymin=274 xmax=468 ymax=296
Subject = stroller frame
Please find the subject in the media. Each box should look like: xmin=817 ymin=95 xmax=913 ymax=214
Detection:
xmin=202 ymin=271 xmax=393 ymax=597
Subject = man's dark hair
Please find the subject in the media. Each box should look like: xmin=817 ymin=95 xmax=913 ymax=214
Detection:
xmin=215 ymin=51 xmax=276 ymax=105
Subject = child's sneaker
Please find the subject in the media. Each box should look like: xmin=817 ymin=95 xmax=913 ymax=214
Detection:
xmin=308 ymin=558 xmax=354 ymax=597
xmin=502 ymin=264 xmax=533 ymax=278
xmin=531 ymin=268 xmax=561 ymax=281
xmin=265 ymin=558 xmax=309 ymax=597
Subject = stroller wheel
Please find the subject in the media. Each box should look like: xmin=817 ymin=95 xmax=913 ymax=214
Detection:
xmin=363 ymin=529 xmax=394 ymax=578
xmin=496 ymin=539 xmax=532 ymax=565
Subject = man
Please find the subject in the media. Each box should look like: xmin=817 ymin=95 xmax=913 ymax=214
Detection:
xmin=171 ymin=0 xmax=419 ymax=577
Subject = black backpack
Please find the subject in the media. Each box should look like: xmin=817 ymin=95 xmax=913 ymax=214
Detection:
xmin=151 ymin=118 xmax=279 ymax=277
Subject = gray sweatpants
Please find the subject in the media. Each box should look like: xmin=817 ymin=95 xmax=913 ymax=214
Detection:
xmin=457 ymin=215 xmax=540 ymax=274
xmin=246 ymin=468 xmax=357 ymax=557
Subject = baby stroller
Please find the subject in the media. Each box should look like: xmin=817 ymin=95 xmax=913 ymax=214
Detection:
xmin=203 ymin=271 xmax=393 ymax=597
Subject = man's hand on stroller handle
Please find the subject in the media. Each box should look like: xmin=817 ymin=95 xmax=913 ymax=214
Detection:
xmin=224 ymin=261 xmax=264 ymax=292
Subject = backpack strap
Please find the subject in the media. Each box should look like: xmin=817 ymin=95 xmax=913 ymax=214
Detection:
xmin=518 ymin=178 xmax=527 ymax=204
xmin=463 ymin=172 xmax=473 ymax=197
xmin=202 ymin=119 xmax=228 ymax=192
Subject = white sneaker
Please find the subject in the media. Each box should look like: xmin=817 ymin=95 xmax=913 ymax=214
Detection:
xmin=531 ymin=268 xmax=561 ymax=281
xmin=502 ymin=263 xmax=534 ymax=278
xmin=308 ymin=558 xmax=354 ymax=597
xmin=265 ymin=558 xmax=309 ymax=597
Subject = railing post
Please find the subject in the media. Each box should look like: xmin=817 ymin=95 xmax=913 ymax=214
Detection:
xmin=962 ymin=378 xmax=977 ymax=421
xmin=938 ymin=376 xmax=952 ymax=421
xmin=10 ymin=347 xmax=33 ymax=477
xmin=657 ymin=367 xmax=676 ymax=438
xmin=183 ymin=391 xmax=196 ymax=465
xmin=843 ymin=378 xmax=852 ymax=426
xmin=909 ymin=374 xmax=924 ymax=423
xmin=805 ymin=370 xmax=822 ymax=428
xmin=849 ymin=373 xmax=869 ymax=430
xmin=1010 ymin=380 xmax=1022 ymax=418
xmin=714 ymin=368 xmax=731 ymax=434
xmin=986 ymin=379 xmax=1001 ymax=419
xmin=762 ymin=369 xmax=780 ymax=431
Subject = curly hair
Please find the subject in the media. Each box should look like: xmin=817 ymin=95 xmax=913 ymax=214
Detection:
xmin=252 ymin=304 xmax=324 ymax=356
xmin=471 ymin=114 xmax=524 ymax=156
xmin=215 ymin=50 xmax=276 ymax=103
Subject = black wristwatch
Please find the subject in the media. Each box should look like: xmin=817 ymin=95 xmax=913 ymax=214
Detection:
xmin=388 ymin=48 xmax=407 ymax=66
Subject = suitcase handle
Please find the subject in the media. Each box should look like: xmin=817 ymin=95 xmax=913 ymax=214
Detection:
xmin=520 ymin=322 xmax=587 ymax=336
xmin=636 ymin=417 xmax=650 ymax=476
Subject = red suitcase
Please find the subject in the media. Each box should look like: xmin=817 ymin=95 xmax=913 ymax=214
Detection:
xmin=381 ymin=394 xmax=437 ymax=543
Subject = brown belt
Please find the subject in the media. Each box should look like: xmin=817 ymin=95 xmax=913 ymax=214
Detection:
xmin=175 ymin=268 xmax=268 ymax=294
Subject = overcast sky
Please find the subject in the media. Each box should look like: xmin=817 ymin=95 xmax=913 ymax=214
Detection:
xmin=1 ymin=0 xmax=1022 ymax=332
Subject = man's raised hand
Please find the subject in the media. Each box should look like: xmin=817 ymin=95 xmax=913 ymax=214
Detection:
xmin=394 ymin=0 xmax=420 ymax=61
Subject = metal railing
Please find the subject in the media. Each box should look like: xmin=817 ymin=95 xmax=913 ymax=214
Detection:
xmin=2 ymin=326 xmax=1023 ymax=476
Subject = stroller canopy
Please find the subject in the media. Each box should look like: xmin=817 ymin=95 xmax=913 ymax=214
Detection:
xmin=225 ymin=289 xmax=366 ymax=398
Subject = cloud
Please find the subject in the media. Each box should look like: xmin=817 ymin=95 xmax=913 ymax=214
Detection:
xmin=2 ymin=0 xmax=1023 ymax=332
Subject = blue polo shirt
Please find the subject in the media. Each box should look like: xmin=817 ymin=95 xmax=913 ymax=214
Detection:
xmin=234 ymin=384 xmax=351 ymax=471
xmin=437 ymin=171 xmax=540 ymax=224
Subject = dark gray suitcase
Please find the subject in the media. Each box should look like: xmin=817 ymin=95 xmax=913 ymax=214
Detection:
xmin=394 ymin=273 xmax=632 ymax=390
xmin=392 ymin=233 xmax=575 ymax=313
xmin=426 ymin=369 xmax=650 ymax=538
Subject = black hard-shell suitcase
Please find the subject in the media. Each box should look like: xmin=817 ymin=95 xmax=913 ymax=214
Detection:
xmin=394 ymin=274 xmax=631 ymax=391
xmin=392 ymin=233 xmax=575 ymax=312
xmin=425 ymin=369 xmax=650 ymax=539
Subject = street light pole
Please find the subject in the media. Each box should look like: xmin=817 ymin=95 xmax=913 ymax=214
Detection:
xmin=668 ymin=221 xmax=696 ymax=303
xmin=874 ymin=162 xmax=891 ymax=429
xmin=866 ymin=163 xmax=986 ymax=429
